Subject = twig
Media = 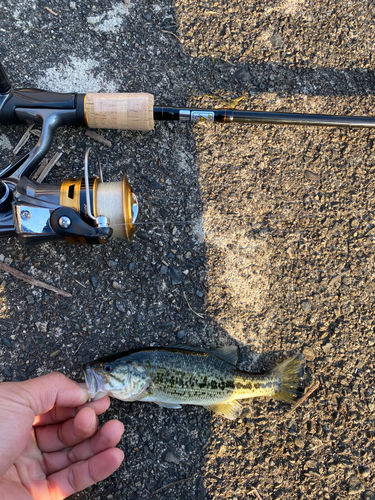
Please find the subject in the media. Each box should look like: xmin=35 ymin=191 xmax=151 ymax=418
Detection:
xmin=74 ymin=342 xmax=82 ymax=355
xmin=13 ymin=124 xmax=34 ymax=154
xmin=0 ymin=261 xmax=72 ymax=297
xmin=150 ymin=476 xmax=193 ymax=497
xmin=85 ymin=130 xmax=112 ymax=147
xmin=252 ymin=487 xmax=263 ymax=500
xmin=73 ymin=278 xmax=86 ymax=288
xmin=32 ymin=152 xmax=63 ymax=183
xmin=45 ymin=6 xmax=58 ymax=16
xmin=161 ymin=29 xmax=183 ymax=44
xmin=183 ymin=291 xmax=204 ymax=319
xmin=287 ymin=380 xmax=320 ymax=415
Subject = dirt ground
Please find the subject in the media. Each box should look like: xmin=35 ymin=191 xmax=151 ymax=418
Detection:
xmin=0 ymin=0 xmax=374 ymax=498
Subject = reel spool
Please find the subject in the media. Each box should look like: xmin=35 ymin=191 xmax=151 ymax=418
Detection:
xmin=11 ymin=148 xmax=138 ymax=244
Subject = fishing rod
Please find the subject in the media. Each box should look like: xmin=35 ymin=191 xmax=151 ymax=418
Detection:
xmin=0 ymin=61 xmax=374 ymax=245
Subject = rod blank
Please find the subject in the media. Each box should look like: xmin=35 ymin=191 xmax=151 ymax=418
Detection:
xmin=154 ymin=106 xmax=375 ymax=128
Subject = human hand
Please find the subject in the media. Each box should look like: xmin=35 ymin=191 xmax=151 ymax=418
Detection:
xmin=0 ymin=372 xmax=124 ymax=499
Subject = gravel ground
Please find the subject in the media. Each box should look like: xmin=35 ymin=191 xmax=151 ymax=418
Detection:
xmin=0 ymin=0 xmax=375 ymax=499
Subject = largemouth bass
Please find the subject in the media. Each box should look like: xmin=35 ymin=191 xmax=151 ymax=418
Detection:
xmin=83 ymin=345 xmax=305 ymax=420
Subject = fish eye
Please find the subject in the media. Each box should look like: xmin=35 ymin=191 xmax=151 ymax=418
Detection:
xmin=103 ymin=363 xmax=113 ymax=373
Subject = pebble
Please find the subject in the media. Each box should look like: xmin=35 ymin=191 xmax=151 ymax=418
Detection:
xmin=294 ymin=437 xmax=305 ymax=449
xmin=196 ymin=290 xmax=204 ymax=298
xmin=322 ymin=343 xmax=333 ymax=354
xmin=116 ymin=302 xmax=126 ymax=312
xmin=164 ymin=450 xmax=181 ymax=463
xmin=108 ymin=260 xmax=117 ymax=267
xmin=303 ymin=347 xmax=315 ymax=361
xmin=112 ymin=281 xmax=124 ymax=290
xmin=160 ymin=265 xmax=168 ymax=275
xmin=329 ymin=275 xmax=341 ymax=287
xmin=177 ymin=330 xmax=186 ymax=339
xmin=184 ymin=251 xmax=192 ymax=259
xmin=359 ymin=466 xmax=370 ymax=478
xmin=4 ymin=365 xmax=13 ymax=378
xmin=150 ymin=180 xmax=163 ymax=190
xmin=50 ymin=350 xmax=60 ymax=358
xmin=348 ymin=476 xmax=364 ymax=495
xmin=304 ymin=460 xmax=318 ymax=469
xmin=2 ymin=336 xmax=12 ymax=348
xmin=262 ymin=431 xmax=277 ymax=442
xmin=301 ymin=300 xmax=311 ymax=312
xmin=128 ymin=262 xmax=135 ymax=271
xmin=304 ymin=169 xmax=320 ymax=181
xmin=170 ymin=267 xmax=183 ymax=285
xmin=91 ymin=276 xmax=99 ymax=288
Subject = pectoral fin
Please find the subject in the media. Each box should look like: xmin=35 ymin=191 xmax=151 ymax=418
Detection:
xmin=205 ymin=401 xmax=243 ymax=420
xmin=154 ymin=401 xmax=182 ymax=409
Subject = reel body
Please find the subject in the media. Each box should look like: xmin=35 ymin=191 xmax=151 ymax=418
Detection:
xmin=0 ymin=148 xmax=138 ymax=244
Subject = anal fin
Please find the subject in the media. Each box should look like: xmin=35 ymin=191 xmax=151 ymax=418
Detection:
xmin=205 ymin=401 xmax=243 ymax=420
xmin=154 ymin=401 xmax=182 ymax=409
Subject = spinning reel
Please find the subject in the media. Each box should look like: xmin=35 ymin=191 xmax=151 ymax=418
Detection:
xmin=0 ymin=147 xmax=138 ymax=244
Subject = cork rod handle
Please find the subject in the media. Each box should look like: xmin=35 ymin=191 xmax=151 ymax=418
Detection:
xmin=84 ymin=93 xmax=154 ymax=131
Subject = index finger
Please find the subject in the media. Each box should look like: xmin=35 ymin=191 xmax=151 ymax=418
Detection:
xmin=15 ymin=372 xmax=89 ymax=417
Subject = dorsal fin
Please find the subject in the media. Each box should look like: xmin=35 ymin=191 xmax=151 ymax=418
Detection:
xmin=209 ymin=345 xmax=239 ymax=365
xmin=168 ymin=344 xmax=239 ymax=365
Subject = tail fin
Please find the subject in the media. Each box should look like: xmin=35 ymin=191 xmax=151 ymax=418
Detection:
xmin=272 ymin=352 xmax=305 ymax=404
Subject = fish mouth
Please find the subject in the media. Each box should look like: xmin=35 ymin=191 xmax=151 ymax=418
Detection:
xmin=83 ymin=365 xmax=108 ymax=401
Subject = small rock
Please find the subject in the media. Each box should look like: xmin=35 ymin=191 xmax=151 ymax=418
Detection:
xmin=348 ymin=476 xmax=364 ymax=495
xmin=294 ymin=437 xmax=305 ymax=449
xmin=2 ymin=336 xmax=12 ymax=348
xmin=160 ymin=265 xmax=168 ymax=275
xmin=303 ymin=347 xmax=315 ymax=361
xmin=177 ymin=330 xmax=186 ymax=339
xmin=329 ymin=275 xmax=341 ymax=287
xmin=196 ymin=290 xmax=204 ymax=298
xmin=304 ymin=169 xmax=320 ymax=181
xmin=112 ymin=281 xmax=124 ymax=290
xmin=305 ymin=460 xmax=318 ymax=469
xmin=108 ymin=260 xmax=117 ymax=267
xmin=301 ymin=300 xmax=311 ymax=312
xmin=4 ymin=365 xmax=13 ymax=378
xmin=170 ymin=267 xmax=183 ymax=285
xmin=164 ymin=449 xmax=181 ymax=464
xmin=262 ymin=431 xmax=277 ymax=442
xmin=359 ymin=466 xmax=371 ymax=478
xmin=116 ymin=302 xmax=126 ymax=312
xmin=128 ymin=262 xmax=136 ymax=271
xmin=270 ymin=31 xmax=283 ymax=48
xmin=26 ymin=295 xmax=35 ymax=305
xmin=184 ymin=251 xmax=192 ymax=259
xmin=90 ymin=276 xmax=99 ymax=288
xmin=286 ymin=246 xmax=295 ymax=259
xmin=150 ymin=180 xmax=163 ymax=190
xmin=50 ymin=350 xmax=60 ymax=358
xmin=322 ymin=343 xmax=333 ymax=354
